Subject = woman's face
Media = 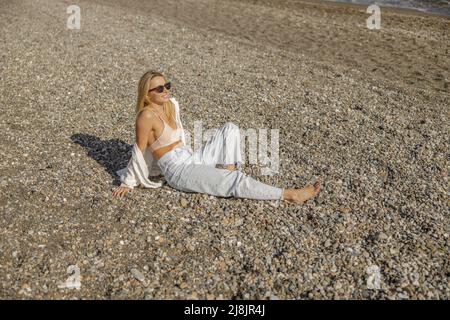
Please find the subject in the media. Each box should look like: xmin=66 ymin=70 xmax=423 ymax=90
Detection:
xmin=147 ymin=76 xmax=171 ymax=105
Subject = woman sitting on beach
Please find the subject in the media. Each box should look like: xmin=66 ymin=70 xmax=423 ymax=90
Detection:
xmin=112 ymin=70 xmax=320 ymax=203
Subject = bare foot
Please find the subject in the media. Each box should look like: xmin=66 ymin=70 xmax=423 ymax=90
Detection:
xmin=283 ymin=181 xmax=321 ymax=204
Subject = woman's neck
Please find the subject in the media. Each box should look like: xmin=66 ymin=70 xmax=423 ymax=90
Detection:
xmin=148 ymin=102 xmax=164 ymax=112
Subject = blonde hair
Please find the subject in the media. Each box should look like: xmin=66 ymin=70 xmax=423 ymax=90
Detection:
xmin=136 ymin=70 xmax=175 ymax=121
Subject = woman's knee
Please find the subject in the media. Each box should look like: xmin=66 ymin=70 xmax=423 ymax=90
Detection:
xmin=222 ymin=121 xmax=239 ymax=131
xmin=222 ymin=122 xmax=240 ymax=139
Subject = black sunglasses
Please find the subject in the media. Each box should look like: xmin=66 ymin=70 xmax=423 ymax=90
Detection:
xmin=148 ymin=82 xmax=171 ymax=93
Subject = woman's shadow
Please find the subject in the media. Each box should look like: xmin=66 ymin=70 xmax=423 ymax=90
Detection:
xmin=70 ymin=133 xmax=163 ymax=186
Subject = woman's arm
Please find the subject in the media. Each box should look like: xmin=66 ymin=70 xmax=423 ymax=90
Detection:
xmin=135 ymin=109 xmax=153 ymax=154
xmin=113 ymin=110 xmax=154 ymax=197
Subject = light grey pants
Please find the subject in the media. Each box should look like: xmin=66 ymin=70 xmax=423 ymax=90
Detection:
xmin=157 ymin=122 xmax=284 ymax=200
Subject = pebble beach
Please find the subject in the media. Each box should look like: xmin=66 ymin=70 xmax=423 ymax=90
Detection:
xmin=0 ymin=0 xmax=449 ymax=299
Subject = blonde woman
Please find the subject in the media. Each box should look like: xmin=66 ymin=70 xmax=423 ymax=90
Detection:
xmin=112 ymin=70 xmax=320 ymax=203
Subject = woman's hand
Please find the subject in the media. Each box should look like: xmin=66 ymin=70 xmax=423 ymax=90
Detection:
xmin=112 ymin=186 xmax=133 ymax=198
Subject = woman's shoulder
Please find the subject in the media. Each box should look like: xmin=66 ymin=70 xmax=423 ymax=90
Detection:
xmin=169 ymin=97 xmax=180 ymax=116
xmin=169 ymin=96 xmax=179 ymax=106
xmin=136 ymin=107 xmax=159 ymax=127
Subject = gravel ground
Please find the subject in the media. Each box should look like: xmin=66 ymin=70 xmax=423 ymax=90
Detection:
xmin=0 ymin=0 xmax=448 ymax=299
